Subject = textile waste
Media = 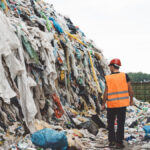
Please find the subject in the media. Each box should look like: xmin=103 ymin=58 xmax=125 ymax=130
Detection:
xmin=0 ymin=0 xmax=149 ymax=149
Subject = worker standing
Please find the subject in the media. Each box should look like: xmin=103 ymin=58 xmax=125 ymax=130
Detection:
xmin=102 ymin=58 xmax=134 ymax=149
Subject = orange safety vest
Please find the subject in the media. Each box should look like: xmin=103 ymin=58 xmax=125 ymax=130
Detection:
xmin=105 ymin=72 xmax=130 ymax=108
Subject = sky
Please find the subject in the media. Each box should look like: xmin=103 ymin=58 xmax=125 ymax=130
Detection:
xmin=45 ymin=0 xmax=150 ymax=73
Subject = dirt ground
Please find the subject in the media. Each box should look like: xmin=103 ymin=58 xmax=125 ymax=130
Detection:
xmin=81 ymin=137 xmax=149 ymax=150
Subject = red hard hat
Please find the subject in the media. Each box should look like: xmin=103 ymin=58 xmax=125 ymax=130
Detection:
xmin=109 ymin=58 xmax=121 ymax=66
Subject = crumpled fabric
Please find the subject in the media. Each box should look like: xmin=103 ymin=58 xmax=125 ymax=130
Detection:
xmin=5 ymin=53 xmax=24 ymax=80
xmin=43 ymin=49 xmax=57 ymax=91
xmin=38 ymin=30 xmax=57 ymax=90
xmin=52 ymin=93 xmax=64 ymax=118
xmin=34 ymin=85 xmax=45 ymax=120
xmin=70 ymin=51 xmax=78 ymax=78
xmin=0 ymin=13 xmax=37 ymax=128
xmin=17 ymin=27 xmax=37 ymax=132
xmin=0 ymin=56 xmax=16 ymax=103
xmin=0 ymin=11 xmax=22 ymax=103
xmin=0 ymin=11 xmax=19 ymax=56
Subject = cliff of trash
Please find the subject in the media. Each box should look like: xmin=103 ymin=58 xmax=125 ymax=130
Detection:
xmin=0 ymin=0 xmax=110 ymax=133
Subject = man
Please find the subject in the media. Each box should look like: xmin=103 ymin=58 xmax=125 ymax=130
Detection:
xmin=102 ymin=58 xmax=134 ymax=149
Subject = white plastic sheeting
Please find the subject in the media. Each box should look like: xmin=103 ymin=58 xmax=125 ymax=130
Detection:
xmin=0 ymin=12 xmax=38 ymax=131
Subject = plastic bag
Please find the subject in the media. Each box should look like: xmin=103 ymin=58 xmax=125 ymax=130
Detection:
xmin=31 ymin=128 xmax=68 ymax=150
xmin=143 ymin=125 xmax=150 ymax=139
xmin=49 ymin=17 xmax=64 ymax=34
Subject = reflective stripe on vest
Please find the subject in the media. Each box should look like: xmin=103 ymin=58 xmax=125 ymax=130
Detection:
xmin=108 ymin=90 xmax=128 ymax=96
xmin=105 ymin=72 xmax=130 ymax=108
xmin=108 ymin=96 xmax=129 ymax=101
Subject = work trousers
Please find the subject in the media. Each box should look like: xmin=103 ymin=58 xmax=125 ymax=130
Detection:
xmin=107 ymin=107 xmax=126 ymax=144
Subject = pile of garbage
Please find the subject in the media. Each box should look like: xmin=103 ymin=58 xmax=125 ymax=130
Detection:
xmin=124 ymin=98 xmax=150 ymax=148
xmin=0 ymin=0 xmax=110 ymax=149
xmin=0 ymin=0 xmax=150 ymax=149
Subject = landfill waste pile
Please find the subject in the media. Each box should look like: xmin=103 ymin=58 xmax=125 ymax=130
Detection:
xmin=0 ymin=0 xmax=150 ymax=149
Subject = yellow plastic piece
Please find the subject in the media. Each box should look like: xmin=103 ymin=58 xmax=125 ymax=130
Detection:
xmin=2 ymin=0 xmax=8 ymax=13
xmin=70 ymin=108 xmax=79 ymax=115
xmin=66 ymin=31 xmax=86 ymax=46
xmin=88 ymin=51 xmax=102 ymax=93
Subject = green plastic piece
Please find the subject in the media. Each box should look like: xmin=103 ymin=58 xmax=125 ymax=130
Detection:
xmin=21 ymin=34 xmax=39 ymax=63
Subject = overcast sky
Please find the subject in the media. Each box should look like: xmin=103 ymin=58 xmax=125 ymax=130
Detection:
xmin=45 ymin=0 xmax=150 ymax=73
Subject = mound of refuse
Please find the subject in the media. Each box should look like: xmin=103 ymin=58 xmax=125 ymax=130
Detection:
xmin=0 ymin=0 xmax=110 ymax=149
xmin=0 ymin=0 xmax=150 ymax=149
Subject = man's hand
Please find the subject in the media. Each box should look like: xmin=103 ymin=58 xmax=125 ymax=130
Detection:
xmin=101 ymin=104 xmax=105 ymax=111
xmin=130 ymin=100 xmax=134 ymax=106
xmin=128 ymin=82 xmax=134 ymax=106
